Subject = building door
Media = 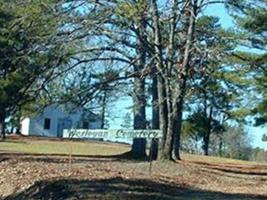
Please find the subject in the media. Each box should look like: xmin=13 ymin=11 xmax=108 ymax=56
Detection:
xmin=57 ymin=118 xmax=72 ymax=137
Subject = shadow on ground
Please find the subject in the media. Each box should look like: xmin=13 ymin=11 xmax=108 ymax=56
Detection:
xmin=189 ymin=161 xmax=267 ymax=176
xmin=0 ymin=151 xmax=149 ymax=164
xmin=208 ymin=166 xmax=267 ymax=176
xmin=4 ymin=177 xmax=267 ymax=200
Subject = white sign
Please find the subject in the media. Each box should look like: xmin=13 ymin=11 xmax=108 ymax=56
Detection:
xmin=63 ymin=129 xmax=162 ymax=139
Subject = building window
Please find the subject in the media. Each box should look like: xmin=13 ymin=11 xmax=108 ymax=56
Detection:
xmin=82 ymin=121 xmax=89 ymax=129
xmin=90 ymin=118 xmax=97 ymax=122
xmin=44 ymin=118 xmax=51 ymax=130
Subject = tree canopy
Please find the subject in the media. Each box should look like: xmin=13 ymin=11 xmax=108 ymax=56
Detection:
xmin=0 ymin=0 xmax=266 ymax=160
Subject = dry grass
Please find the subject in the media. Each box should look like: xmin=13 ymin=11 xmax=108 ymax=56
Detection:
xmin=0 ymin=136 xmax=267 ymax=200
xmin=0 ymin=136 xmax=130 ymax=156
xmin=182 ymin=153 xmax=262 ymax=166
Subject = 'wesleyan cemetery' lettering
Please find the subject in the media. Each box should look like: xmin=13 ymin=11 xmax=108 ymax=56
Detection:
xmin=63 ymin=129 xmax=163 ymax=139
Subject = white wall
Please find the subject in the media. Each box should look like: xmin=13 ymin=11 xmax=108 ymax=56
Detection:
xmin=90 ymin=121 xmax=102 ymax=129
xmin=21 ymin=104 xmax=101 ymax=137
xmin=29 ymin=105 xmax=80 ymax=137
xmin=20 ymin=118 xmax=30 ymax=135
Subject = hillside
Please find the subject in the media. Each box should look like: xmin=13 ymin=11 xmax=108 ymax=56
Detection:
xmin=0 ymin=136 xmax=266 ymax=200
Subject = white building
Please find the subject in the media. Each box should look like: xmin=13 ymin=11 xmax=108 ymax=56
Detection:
xmin=20 ymin=104 xmax=102 ymax=137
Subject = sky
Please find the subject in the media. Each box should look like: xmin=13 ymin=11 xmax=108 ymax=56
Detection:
xmin=108 ymin=2 xmax=267 ymax=150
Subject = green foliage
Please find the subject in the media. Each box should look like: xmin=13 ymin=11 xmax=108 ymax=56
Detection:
xmin=115 ymin=0 xmax=148 ymax=22
xmin=0 ymin=0 xmax=68 ymax=117
xmin=230 ymin=1 xmax=267 ymax=126
xmin=190 ymin=15 xmax=251 ymax=121
xmin=120 ymin=112 xmax=132 ymax=129
xmin=241 ymin=6 xmax=267 ymax=37
xmin=183 ymin=110 xmax=224 ymax=149
xmin=183 ymin=14 xmax=253 ymax=155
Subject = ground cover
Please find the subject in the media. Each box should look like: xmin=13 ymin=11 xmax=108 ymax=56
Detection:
xmin=0 ymin=136 xmax=266 ymax=200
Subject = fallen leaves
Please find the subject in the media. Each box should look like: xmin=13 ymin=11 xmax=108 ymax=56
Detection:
xmin=0 ymin=151 xmax=267 ymax=199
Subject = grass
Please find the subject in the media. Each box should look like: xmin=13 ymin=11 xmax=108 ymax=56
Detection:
xmin=1 ymin=136 xmax=267 ymax=199
xmin=0 ymin=136 xmax=265 ymax=166
xmin=182 ymin=152 xmax=263 ymax=166
xmin=0 ymin=136 xmax=130 ymax=156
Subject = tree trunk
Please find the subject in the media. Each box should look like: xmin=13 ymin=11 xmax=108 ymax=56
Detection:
xmin=219 ymin=134 xmax=223 ymax=156
xmin=203 ymin=107 xmax=213 ymax=156
xmin=150 ymin=75 xmax=160 ymax=160
xmin=152 ymin=76 xmax=159 ymax=129
xmin=172 ymin=0 xmax=197 ymax=160
xmin=163 ymin=115 xmax=175 ymax=160
xmin=131 ymin=9 xmax=147 ymax=158
xmin=160 ymin=0 xmax=179 ymax=161
xmin=161 ymin=78 xmax=176 ymax=160
xmin=10 ymin=127 xmax=14 ymax=134
xmin=0 ymin=112 xmax=6 ymax=139
xmin=132 ymin=75 xmax=147 ymax=158
xmin=157 ymin=75 xmax=168 ymax=160
xmin=172 ymin=100 xmax=184 ymax=160
xmin=100 ymin=91 xmax=107 ymax=129
xmin=151 ymin=0 xmax=198 ymax=161
xmin=203 ymin=133 xmax=210 ymax=156
xmin=151 ymin=0 xmax=169 ymax=160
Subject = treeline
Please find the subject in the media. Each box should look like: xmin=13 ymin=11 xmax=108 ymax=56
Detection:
xmin=182 ymin=125 xmax=267 ymax=162
xmin=0 ymin=0 xmax=266 ymax=161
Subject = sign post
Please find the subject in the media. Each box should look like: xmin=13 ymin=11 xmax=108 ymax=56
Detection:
xmin=63 ymin=129 xmax=163 ymax=176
